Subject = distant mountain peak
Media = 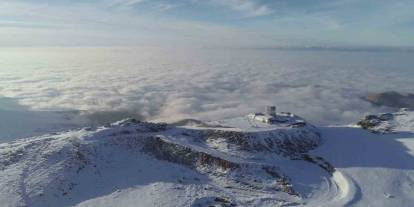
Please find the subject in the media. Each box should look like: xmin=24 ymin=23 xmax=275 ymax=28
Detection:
xmin=363 ymin=91 xmax=414 ymax=108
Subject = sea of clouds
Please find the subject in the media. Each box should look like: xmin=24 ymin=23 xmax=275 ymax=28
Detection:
xmin=1 ymin=47 xmax=413 ymax=126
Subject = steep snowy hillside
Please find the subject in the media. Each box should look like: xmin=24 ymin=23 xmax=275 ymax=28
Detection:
xmin=0 ymin=110 xmax=413 ymax=207
xmin=0 ymin=109 xmax=90 ymax=143
xmin=0 ymin=113 xmax=332 ymax=207
xmin=0 ymin=97 xmax=89 ymax=143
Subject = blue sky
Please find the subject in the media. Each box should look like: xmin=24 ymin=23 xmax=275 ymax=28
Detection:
xmin=1 ymin=0 xmax=413 ymax=47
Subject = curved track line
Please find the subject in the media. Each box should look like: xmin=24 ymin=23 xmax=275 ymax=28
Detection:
xmin=305 ymin=170 xmax=359 ymax=207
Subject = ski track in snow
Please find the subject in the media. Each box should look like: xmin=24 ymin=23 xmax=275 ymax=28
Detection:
xmin=311 ymin=122 xmax=414 ymax=207
xmin=298 ymin=168 xmax=359 ymax=207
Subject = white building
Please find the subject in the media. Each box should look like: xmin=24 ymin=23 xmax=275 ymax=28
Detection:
xmin=248 ymin=106 xmax=277 ymax=124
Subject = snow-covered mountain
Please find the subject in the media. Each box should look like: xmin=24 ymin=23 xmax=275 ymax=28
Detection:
xmin=1 ymin=110 xmax=413 ymax=207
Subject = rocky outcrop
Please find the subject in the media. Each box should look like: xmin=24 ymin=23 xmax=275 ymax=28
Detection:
xmin=111 ymin=118 xmax=167 ymax=132
xmin=142 ymin=136 xmax=298 ymax=196
xmin=357 ymin=113 xmax=395 ymax=133
xmin=192 ymin=196 xmax=237 ymax=207
xmin=298 ymin=154 xmax=335 ymax=174
xmin=200 ymin=127 xmax=321 ymax=157
xmin=357 ymin=108 xmax=413 ymax=133
xmin=142 ymin=136 xmax=239 ymax=171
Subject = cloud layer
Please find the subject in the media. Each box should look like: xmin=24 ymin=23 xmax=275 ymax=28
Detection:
xmin=0 ymin=47 xmax=413 ymax=125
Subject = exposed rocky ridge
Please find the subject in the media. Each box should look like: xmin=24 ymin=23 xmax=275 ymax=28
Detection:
xmin=0 ymin=115 xmax=326 ymax=207
xmin=199 ymin=128 xmax=321 ymax=156
xmin=142 ymin=136 xmax=298 ymax=196
xmin=358 ymin=113 xmax=395 ymax=133
xmin=357 ymin=108 xmax=414 ymax=133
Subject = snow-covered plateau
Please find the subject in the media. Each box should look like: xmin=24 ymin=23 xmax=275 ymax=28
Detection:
xmin=0 ymin=110 xmax=413 ymax=207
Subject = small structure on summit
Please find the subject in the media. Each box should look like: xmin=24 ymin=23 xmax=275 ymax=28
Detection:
xmin=248 ymin=106 xmax=278 ymax=124
xmin=247 ymin=106 xmax=307 ymax=127
xmin=266 ymin=106 xmax=276 ymax=117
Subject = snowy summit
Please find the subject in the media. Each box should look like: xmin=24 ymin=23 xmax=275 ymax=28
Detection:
xmin=1 ymin=108 xmax=413 ymax=206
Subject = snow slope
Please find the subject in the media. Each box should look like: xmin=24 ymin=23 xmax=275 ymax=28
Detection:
xmin=312 ymin=109 xmax=414 ymax=207
xmin=0 ymin=97 xmax=89 ymax=143
xmin=0 ymin=110 xmax=413 ymax=207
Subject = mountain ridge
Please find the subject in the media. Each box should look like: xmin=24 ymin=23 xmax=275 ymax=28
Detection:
xmin=1 ymin=110 xmax=413 ymax=206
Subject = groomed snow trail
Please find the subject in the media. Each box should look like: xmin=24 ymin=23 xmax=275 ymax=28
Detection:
xmin=299 ymin=167 xmax=358 ymax=207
